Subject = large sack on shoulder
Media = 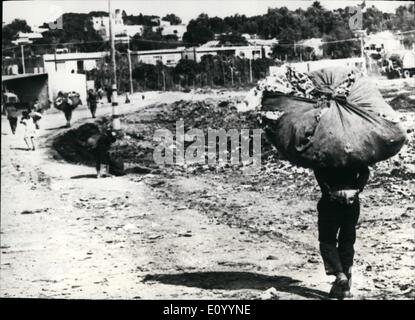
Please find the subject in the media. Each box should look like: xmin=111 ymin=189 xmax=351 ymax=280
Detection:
xmin=262 ymin=67 xmax=407 ymax=168
xmin=54 ymin=96 xmax=67 ymax=111
xmin=67 ymin=92 xmax=82 ymax=110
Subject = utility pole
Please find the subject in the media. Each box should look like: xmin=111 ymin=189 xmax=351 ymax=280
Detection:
xmin=161 ymin=70 xmax=166 ymax=91
xmin=21 ymin=45 xmax=26 ymax=74
xmin=108 ymin=0 xmax=120 ymax=130
xmin=249 ymin=58 xmax=253 ymax=83
xmin=360 ymin=35 xmax=366 ymax=74
xmin=127 ymin=37 xmax=133 ymax=95
xmin=54 ymin=47 xmax=57 ymax=72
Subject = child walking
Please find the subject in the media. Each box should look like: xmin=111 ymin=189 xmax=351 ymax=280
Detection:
xmin=20 ymin=111 xmax=37 ymax=150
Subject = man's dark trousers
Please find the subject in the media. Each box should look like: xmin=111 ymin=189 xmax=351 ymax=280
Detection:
xmin=317 ymin=196 xmax=360 ymax=277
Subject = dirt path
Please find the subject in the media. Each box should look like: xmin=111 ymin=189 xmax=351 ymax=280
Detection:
xmin=1 ymin=93 xmax=414 ymax=300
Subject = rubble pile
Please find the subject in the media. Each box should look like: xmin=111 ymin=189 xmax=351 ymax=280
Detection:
xmin=53 ymin=99 xmax=278 ymax=171
xmin=389 ymin=93 xmax=415 ymax=111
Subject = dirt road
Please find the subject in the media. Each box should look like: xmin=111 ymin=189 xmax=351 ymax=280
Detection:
xmin=1 ymin=92 xmax=414 ymax=300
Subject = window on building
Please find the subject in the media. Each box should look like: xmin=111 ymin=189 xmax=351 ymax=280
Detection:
xmin=77 ymin=60 xmax=84 ymax=72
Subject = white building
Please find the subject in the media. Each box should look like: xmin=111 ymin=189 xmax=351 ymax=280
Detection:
xmin=132 ymin=48 xmax=185 ymax=67
xmin=364 ymin=30 xmax=404 ymax=55
xmin=43 ymin=52 xmax=108 ymax=74
xmin=12 ymin=32 xmax=43 ymax=45
xmin=182 ymin=45 xmax=268 ymax=62
xmin=297 ymin=38 xmax=324 ymax=57
xmin=159 ymin=24 xmax=187 ymax=41
xmin=91 ymin=10 xmax=145 ymax=40
xmin=270 ymin=57 xmax=365 ymax=74
xmin=152 ymin=20 xmax=187 ymax=41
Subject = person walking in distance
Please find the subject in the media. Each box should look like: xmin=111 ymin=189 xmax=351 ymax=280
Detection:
xmin=92 ymin=129 xmax=117 ymax=178
xmin=29 ymin=99 xmax=42 ymax=130
xmin=313 ymin=167 xmax=370 ymax=299
xmin=5 ymin=103 xmax=19 ymax=134
xmin=87 ymin=89 xmax=98 ymax=118
xmin=20 ymin=111 xmax=37 ymax=150
xmin=106 ymin=85 xmax=112 ymax=103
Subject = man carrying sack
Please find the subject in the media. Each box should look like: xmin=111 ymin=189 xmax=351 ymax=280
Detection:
xmin=314 ymin=167 xmax=370 ymax=299
xmin=255 ymin=66 xmax=406 ymax=299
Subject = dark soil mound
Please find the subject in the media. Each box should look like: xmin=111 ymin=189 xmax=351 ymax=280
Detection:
xmin=389 ymin=93 xmax=415 ymax=111
xmin=53 ymin=99 xmax=277 ymax=172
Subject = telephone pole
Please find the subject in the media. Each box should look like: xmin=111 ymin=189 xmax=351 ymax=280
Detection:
xmin=127 ymin=37 xmax=133 ymax=95
xmin=161 ymin=70 xmax=166 ymax=91
xmin=21 ymin=45 xmax=26 ymax=74
xmin=108 ymin=0 xmax=120 ymax=130
xmin=249 ymin=57 xmax=253 ymax=83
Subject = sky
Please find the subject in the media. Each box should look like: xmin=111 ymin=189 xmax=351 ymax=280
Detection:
xmin=2 ymin=0 xmax=412 ymax=28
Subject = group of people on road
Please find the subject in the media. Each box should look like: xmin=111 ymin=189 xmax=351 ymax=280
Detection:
xmin=5 ymin=99 xmax=43 ymax=151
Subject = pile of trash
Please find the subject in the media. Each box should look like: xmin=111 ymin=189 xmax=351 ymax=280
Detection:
xmin=389 ymin=93 xmax=415 ymax=111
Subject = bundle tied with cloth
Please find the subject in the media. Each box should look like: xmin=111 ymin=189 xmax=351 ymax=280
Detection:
xmin=253 ymin=66 xmax=407 ymax=169
xmin=54 ymin=91 xmax=82 ymax=111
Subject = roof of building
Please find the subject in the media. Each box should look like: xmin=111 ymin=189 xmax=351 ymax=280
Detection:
xmin=131 ymin=47 xmax=185 ymax=55
xmin=43 ymin=51 xmax=108 ymax=61
xmin=2 ymin=73 xmax=48 ymax=82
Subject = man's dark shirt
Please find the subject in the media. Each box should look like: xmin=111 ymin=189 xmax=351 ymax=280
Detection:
xmin=96 ymin=134 xmax=116 ymax=156
xmin=314 ymin=167 xmax=370 ymax=196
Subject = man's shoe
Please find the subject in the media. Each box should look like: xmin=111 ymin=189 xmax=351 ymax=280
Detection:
xmin=329 ymin=273 xmax=349 ymax=300
xmin=343 ymin=290 xmax=353 ymax=299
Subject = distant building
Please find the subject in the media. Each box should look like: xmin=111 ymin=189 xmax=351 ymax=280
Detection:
xmin=159 ymin=24 xmax=187 ymax=41
xmin=131 ymin=48 xmax=185 ymax=67
xmin=152 ymin=20 xmax=187 ymax=41
xmin=32 ymin=26 xmax=49 ymax=34
xmin=12 ymin=32 xmax=43 ymax=45
xmin=364 ymin=30 xmax=404 ymax=55
xmin=91 ymin=10 xmax=144 ymax=40
xmin=182 ymin=45 xmax=268 ymax=62
xmin=297 ymin=38 xmax=324 ymax=57
xmin=271 ymin=57 xmax=366 ymax=74
xmin=242 ymin=34 xmax=279 ymax=47
xmin=43 ymin=52 xmax=108 ymax=74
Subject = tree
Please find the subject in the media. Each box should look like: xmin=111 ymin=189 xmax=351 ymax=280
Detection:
xmin=132 ymin=63 xmax=159 ymax=90
xmin=123 ymin=13 xmax=159 ymax=26
xmin=218 ymin=33 xmax=248 ymax=46
xmin=2 ymin=19 xmax=32 ymax=44
xmin=183 ymin=15 xmax=215 ymax=45
xmin=162 ymin=14 xmax=182 ymax=25
xmin=173 ymin=59 xmax=201 ymax=86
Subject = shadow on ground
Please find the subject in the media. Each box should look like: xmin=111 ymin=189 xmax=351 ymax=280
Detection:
xmin=9 ymin=147 xmax=31 ymax=151
xmin=71 ymin=174 xmax=98 ymax=179
xmin=143 ymin=271 xmax=328 ymax=299
xmin=45 ymin=125 xmax=69 ymax=131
